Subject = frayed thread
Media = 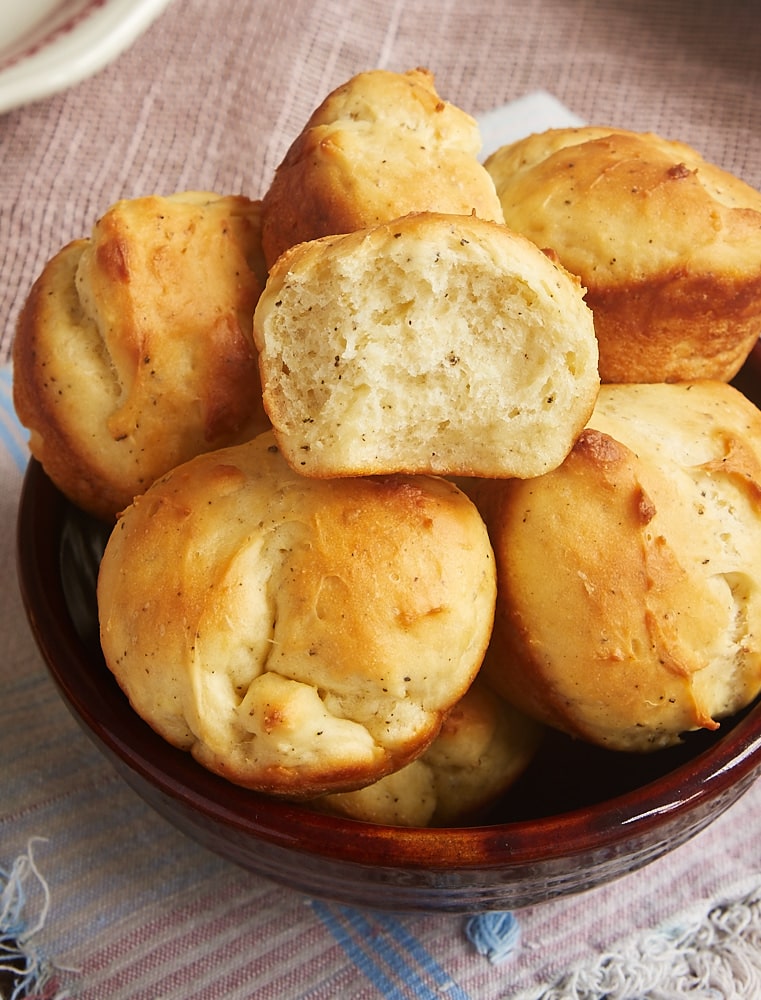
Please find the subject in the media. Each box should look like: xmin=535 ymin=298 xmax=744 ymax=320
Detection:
xmin=518 ymin=878 xmax=761 ymax=1000
xmin=0 ymin=839 xmax=70 ymax=1000
xmin=464 ymin=910 xmax=522 ymax=964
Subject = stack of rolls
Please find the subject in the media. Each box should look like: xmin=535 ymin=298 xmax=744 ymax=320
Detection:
xmin=12 ymin=69 xmax=761 ymax=826
xmin=473 ymin=124 xmax=761 ymax=754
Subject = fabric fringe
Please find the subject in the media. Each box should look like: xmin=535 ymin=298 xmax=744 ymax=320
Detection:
xmin=514 ymin=876 xmax=761 ymax=1000
xmin=464 ymin=911 xmax=522 ymax=965
xmin=0 ymin=839 xmax=71 ymax=1000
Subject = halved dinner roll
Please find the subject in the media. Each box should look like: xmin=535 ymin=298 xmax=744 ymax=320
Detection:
xmin=13 ymin=192 xmax=270 ymax=521
xmin=254 ymin=211 xmax=599 ymax=480
xmin=97 ymin=431 xmax=497 ymax=797
xmin=469 ymin=380 xmax=761 ymax=752
xmin=485 ymin=127 xmax=761 ymax=383
xmin=260 ymin=67 xmax=504 ymax=268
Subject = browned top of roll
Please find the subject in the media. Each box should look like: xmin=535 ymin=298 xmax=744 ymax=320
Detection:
xmin=485 ymin=127 xmax=761 ymax=383
xmin=97 ymin=431 xmax=497 ymax=797
xmin=260 ymin=67 xmax=504 ymax=268
xmin=13 ymin=192 xmax=270 ymax=520
xmin=472 ymin=380 xmax=761 ymax=751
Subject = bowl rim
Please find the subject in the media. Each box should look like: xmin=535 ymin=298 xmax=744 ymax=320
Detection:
xmin=16 ymin=454 xmax=761 ymax=872
xmin=0 ymin=0 xmax=174 ymax=114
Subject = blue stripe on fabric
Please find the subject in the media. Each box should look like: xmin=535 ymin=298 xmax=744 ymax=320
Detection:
xmin=0 ymin=365 xmax=29 ymax=473
xmin=339 ymin=906 xmax=444 ymax=1000
xmin=374 ymin=912 xmax=472 ymax=999
xmin=310 ymin=899 xmax=408 ymax=1000
xmin=312 ymin=901 xmax=471 ymax=1000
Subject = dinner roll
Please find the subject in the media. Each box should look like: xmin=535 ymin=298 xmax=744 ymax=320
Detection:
xmin=469 ymin=380 xmax=761 ymax=752
xmin=315 ymin=678 xmax=543 ymax=827
xmin=260 ymin=67 xmax=504 ymax=268
xmin=254 ymin=211 xmax=599 ymax=480
xmin=97 ymin=431 xmax=497 ymax=797
xmin=484 ymin=127 xmax=761 ymax=383
xmin=13 ymin=192 xmax=270 ymax=521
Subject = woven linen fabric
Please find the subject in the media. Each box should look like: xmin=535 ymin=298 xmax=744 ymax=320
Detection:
xmin=3 ymin=1 xmax=761 ymax=997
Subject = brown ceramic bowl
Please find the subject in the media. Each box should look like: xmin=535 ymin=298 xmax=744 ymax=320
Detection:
xmin=16 ymin=345 xmax=761 ymax=914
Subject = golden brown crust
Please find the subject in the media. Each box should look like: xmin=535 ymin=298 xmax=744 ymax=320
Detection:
xmin=13 ymin=193 xmax=270 ymax=520
xmin=314 ymin=677 xmax=543 ymax=826
xmin=484 ymin=127 xmax=761 ymax=383
xmin=260 ymin=68 xmax=504 ymax=268
xmin=468 ymin=381 xmax=761 ymax=751
xmin=97 ymin=431 xmax=497 ymax=797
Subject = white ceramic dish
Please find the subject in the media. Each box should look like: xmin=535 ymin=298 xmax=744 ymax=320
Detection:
xmin=0 ymin=0 xmax=173 ymax=115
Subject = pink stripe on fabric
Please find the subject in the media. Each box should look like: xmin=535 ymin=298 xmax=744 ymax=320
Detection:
xmin=79 ymin=884 xmax=339 ymax=998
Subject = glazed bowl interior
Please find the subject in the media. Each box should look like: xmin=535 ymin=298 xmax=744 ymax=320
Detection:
xmin=15 ymin=345 xmax=761 ymax=913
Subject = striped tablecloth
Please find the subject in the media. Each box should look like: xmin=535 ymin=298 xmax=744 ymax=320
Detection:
xmin=3 ymin=2 xmax=761 ymax=997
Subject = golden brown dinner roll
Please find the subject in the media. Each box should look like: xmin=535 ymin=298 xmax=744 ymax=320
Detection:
xmin=254 ymin=211 xmax=599 ymax=480
xmin=315 ymin=678 xmax=543 ymax=827
xmin=13 ymin=192 xmax=270 ymax=521
xmin=484 ymin=126 xmax=761 ymax=383
xmin=260 ymin=67 xmax=504 ymax=268
xmin=469 ymin=380 xmax=761 ymax=752
xmin=97 ymin=431 xmax=497 ymax=797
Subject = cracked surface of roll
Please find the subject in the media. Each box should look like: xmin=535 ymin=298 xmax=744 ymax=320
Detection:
xmin=13 ymin=192 xmax=270 ymax=521
xmin=254 ymin=211 xmax=599 ymax=480
xmin=315 ymin=678 xmax=543 ymax=827
xmin=260 ymin=67 xmax=504 ymax=268
xmin=470 ymin=380 xmax=761 ymax=752
xmin=97 ymin=431 xmax=497 ymax=797
xmin=485 ymin=127 xmax=761 ymax=383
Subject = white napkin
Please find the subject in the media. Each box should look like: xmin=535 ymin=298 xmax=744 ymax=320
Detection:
xmin=477 ymin=89 xmax=584 ymax=159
